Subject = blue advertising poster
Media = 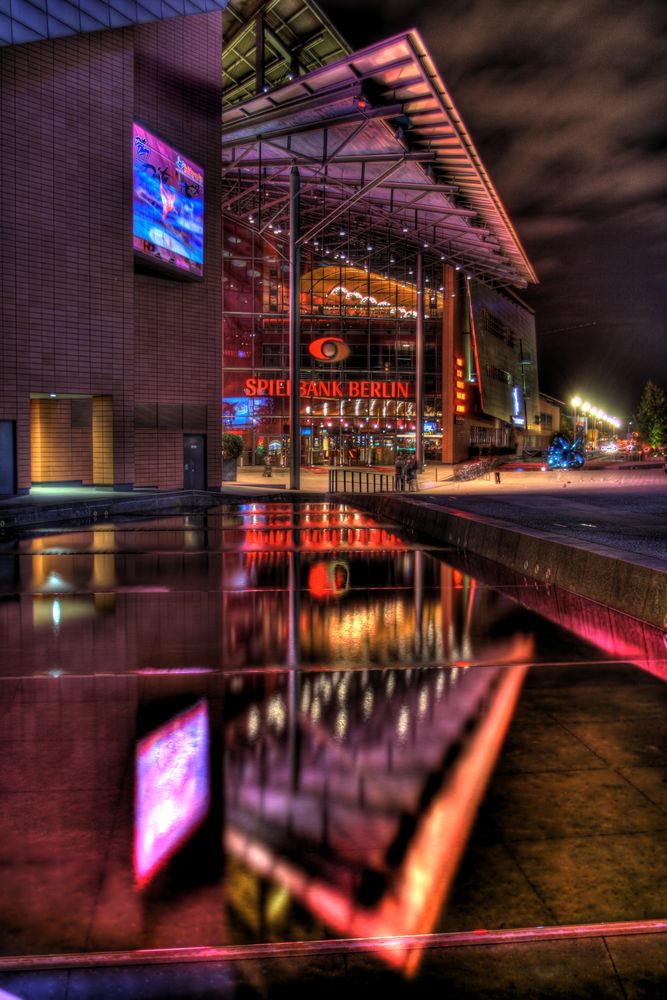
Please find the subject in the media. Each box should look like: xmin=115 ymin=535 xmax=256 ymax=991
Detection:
xmin=133 ymin=124 xmax=204 ymax=277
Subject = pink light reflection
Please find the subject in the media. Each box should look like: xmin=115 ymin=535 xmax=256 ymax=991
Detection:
xmin=134 ymin=699 xmax=210 ymax=888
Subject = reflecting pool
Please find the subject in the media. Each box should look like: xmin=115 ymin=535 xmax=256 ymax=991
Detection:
xmin=0 ymin=503 xmax=665 ymax=973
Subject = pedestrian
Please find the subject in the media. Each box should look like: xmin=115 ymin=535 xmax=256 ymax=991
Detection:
xmin=494 ymin=468 xmax=501 ymax=484
xmin=407 ymin=457 xmax=418 ymax=491
xmin=395 ymin=454 xmax=405 ymax=491
xmin=262 ymin=454 xmax=272 ymax=477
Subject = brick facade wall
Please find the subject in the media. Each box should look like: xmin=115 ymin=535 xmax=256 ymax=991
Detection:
xmin=0 ymin=12 xmax=222 ymax=492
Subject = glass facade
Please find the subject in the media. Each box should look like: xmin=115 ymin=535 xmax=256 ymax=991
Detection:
xmin=222 ymin=220 xmax=444 ymax=468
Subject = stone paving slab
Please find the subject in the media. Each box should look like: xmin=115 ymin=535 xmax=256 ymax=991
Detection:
xmin=1 ymin=932 xmax=665 ymax=999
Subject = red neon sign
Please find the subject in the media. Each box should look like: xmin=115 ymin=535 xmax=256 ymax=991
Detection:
xmin=245 ymin=378 xmax=411 ymax=399
xmin=454 ymin=355 xmax=466 ymax=414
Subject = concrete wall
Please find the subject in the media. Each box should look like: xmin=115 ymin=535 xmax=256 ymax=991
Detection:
xmin=349 ymin=494 xmax=667 ymax=630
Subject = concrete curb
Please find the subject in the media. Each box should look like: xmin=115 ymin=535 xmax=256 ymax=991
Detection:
xmin=347 ymin=494 xmax=667 ymax=630
xmin=0 ymin=490 xmax=223 ymax=532
xmin=0 ymin=490 xmax=332 ymax=533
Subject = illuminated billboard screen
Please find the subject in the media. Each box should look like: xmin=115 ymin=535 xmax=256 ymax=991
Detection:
xmin=133 ymin=123 xmax=204 ymax=277
xmin=223 ymin=396 xmax=276 ymax=428
xmin=134 ymin=698 xmax=210 ymax=887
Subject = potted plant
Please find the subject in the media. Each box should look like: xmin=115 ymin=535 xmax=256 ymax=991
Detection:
xmin=222 ymin=433 xmax=244 ymax=482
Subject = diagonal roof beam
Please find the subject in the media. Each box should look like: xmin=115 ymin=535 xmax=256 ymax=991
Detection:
xmin=221 ymin=164 xmax=293 ymax=212
xmin=256 ymin=119 xmax=374 ymax=234
xmin=221 ymin=141 xmax=260 ymax=178
xmin=295 ymin=159 xmax=407 ymax=246
xmin=239 ymin=104 xmax=403 ymax=145
xmin=222 ymin=151 xmax=438 ymax=168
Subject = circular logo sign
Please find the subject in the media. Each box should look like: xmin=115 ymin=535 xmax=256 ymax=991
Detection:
xmin=308 ymin=337 xmax=351 ymax=362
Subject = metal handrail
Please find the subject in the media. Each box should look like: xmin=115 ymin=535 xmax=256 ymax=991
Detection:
xmin=328 ymin=469 xmax=417 ymax=493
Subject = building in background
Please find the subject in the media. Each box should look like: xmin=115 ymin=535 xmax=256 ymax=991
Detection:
xmin=220 ymin=2 xmax=539 ymax=474
xmin=0 ymin=0 xmax=538 ymax=496
xmin=536 ymin=393 xmax=563 ymax=450
xmin=0 ymin=4 xmax=224 ymax=494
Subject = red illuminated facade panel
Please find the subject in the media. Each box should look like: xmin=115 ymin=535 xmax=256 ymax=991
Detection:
xmin=222 ymin=219 xmax=445 ymax=467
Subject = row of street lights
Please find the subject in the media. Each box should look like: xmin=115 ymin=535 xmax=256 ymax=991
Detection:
xmin=571 ymin=396 xmax=621 ymax=433
xmin=571 ymin=396 xmax=622 ymax=448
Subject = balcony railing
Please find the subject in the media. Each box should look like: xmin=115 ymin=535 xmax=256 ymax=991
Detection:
xmin=328 ymin=469 xmax=411 ymax=493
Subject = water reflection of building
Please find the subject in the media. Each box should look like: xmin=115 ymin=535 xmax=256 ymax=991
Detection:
xmin=223 ymin=659 xmax=530 ymax=972
xmin=1 ymin=503 xmax=660 ymax=680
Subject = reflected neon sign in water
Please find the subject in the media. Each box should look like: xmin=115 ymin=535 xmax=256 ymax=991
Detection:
xmin=307 ymin=560 xmax=350 ymax=599
xmin=134 ymin=699 xmax=210 ymax=887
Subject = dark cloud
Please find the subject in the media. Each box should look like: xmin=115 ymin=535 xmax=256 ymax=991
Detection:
xmin=320 ymin=0 xmax=667 ymax=416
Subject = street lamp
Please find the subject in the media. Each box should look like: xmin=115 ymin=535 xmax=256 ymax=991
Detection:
xmin=571 ymin=395 xmax=582 ymax=435
xmin=581 ymin=402 xmax=591 ymax=448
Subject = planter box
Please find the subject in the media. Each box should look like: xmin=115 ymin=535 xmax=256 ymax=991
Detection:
xmin=222 ymin=458 xmax=238 ymax=482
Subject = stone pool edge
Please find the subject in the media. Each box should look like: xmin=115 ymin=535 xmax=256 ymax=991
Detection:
xmin=347 ymin=494 xmax=666 ymax=630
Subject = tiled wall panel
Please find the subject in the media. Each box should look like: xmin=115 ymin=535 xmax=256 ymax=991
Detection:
xmin=1 ymin=12 xmax=222 ymax=491
xmin=0 ymin=28 xmax=134 ymax=490
xmin=92 ymin=395 xmax=114 ymax=484
xmin=133 ymin=12 xmax=222 ymax=489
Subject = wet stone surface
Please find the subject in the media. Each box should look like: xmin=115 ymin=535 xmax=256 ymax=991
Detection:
xmin=0 ymin=502 xmax=665 ymax=982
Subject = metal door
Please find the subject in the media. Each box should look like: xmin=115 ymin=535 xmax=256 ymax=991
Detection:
xmin=183 ymin=434 xmax=206 ymax=491
xmin=0 ymin=421 xmax=16 ymax=495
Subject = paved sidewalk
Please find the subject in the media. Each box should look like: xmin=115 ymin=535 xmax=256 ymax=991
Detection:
xmin=1 ymin=926 xmax=665 ymax=998
xmin=230 ymin=460 xmax=664 ymax=495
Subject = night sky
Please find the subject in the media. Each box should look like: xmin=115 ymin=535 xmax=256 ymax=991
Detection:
xmin=320 ymin=0 xmax=667 ymax=422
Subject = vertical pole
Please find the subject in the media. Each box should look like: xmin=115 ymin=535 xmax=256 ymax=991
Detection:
xmin=289 ymin=166 xmax=301 ymax=490
xmin=255 ymin=16 xmax=265 ymax=94
xmin=287 ymin=510 xmax=301 ymax=791
xmin=519 ymin=338 xmax=529 ymax=454
xmin=414 ymin=549 xmax=423 ymax=660
xmin=416 ymin=252 xmax=425 ymax=470
xmin=441 ymin=264 xmax=456 ymax=465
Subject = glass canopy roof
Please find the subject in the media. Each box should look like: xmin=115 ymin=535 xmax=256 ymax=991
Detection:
xmin=222 ymin=27 xmax=537 ymax=289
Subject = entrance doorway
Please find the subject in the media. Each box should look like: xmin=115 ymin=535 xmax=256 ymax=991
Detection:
xmin=184 ymin=435 xmax=206 ymax=490
xmin=0 ymin=421 xmax=17 ymax=495
xmin=29 ymin=394 xmax=114 ymax=488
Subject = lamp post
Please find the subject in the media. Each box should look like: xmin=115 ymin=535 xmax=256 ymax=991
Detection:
xmin=590 ymin=407 xmax=599 ymax=448
xmin=581 ymin=402 xmax=591 ymax=449
xmin=571 ymin=395 xmax=581 ymax=437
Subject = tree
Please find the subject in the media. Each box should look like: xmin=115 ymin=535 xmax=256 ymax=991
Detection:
xmin=222 ymin=433 xmax=244 ymax=459
xmin=635 ymin=381 xmax=667 ymax=452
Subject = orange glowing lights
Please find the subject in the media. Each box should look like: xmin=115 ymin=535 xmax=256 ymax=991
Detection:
xmin=454 ymin=354 xmax=466 ymax=414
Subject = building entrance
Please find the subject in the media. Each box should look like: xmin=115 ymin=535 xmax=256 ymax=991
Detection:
xmin=184 ymin=434 xmax=206 ymax=490
xmin=29 ymin=394 xmax=113 ymax=488
xmin=0 ymin=421 xmax=17 ymax=495
xmin=305 ymin=430 xmax=415 ymax=468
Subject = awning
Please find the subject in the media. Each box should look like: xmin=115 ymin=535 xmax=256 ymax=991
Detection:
xmin=222 ymin=30 xmax=537 ymax=288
